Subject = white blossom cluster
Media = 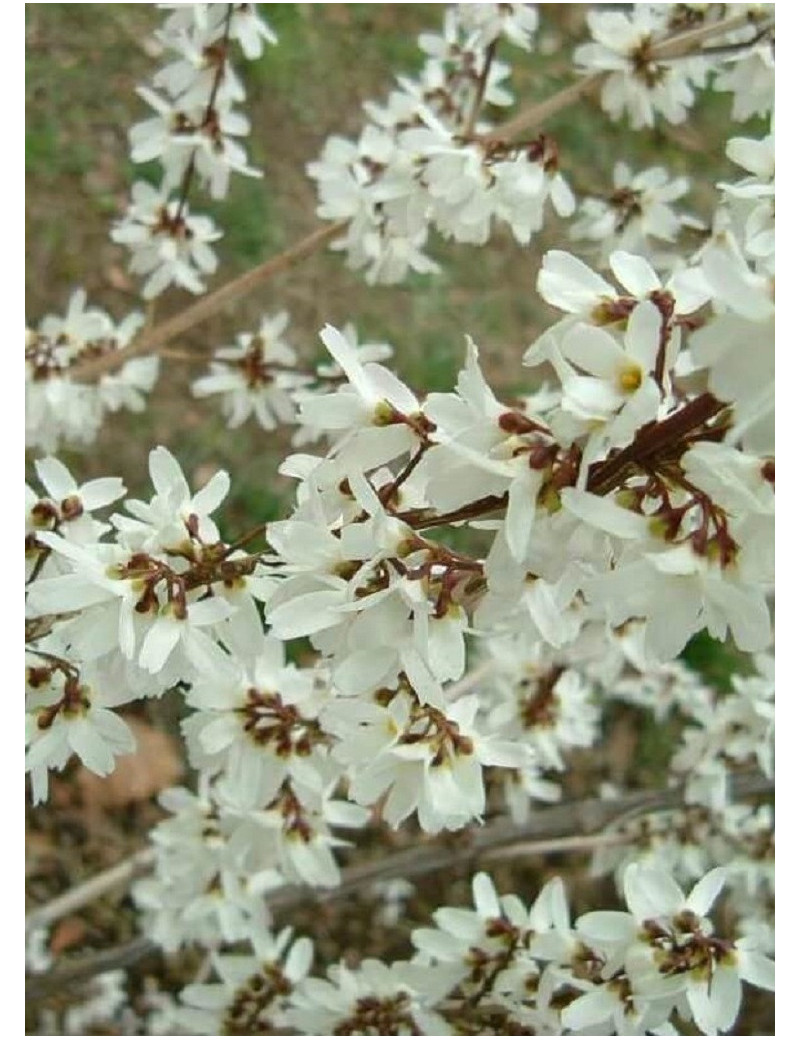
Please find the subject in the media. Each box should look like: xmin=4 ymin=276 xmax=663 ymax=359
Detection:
xmin=153 ymin=868 xmax=772 ymax=1035
xmin=26 ymin=447 xmax=272 ymax=802
xmin=582 ymin=640 xmax=775 ymax=956
xmin=26 ymin=214 xmax=775 ymax=933
xmin=575 ymin=4 xmax=774 ymax=129
xmin=111 ymin=3 xmax=276 ymax=298
xmin=25 ymin=4 xmax=776 ymax=1034
xmin=25 ymin=290 xmax=159 ymax=453
xmin=570 ymin=160 xmax=699 ymax=271
xmin=190 ymin=314 xmax=396 ymax=435
xmin=307 ymin=3 xmax=576 ymax=284
xmin=678 ymin=127 xmax=775 ymax=454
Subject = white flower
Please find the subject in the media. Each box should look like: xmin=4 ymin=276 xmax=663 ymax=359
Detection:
xmin=456 ymin=3 xmax=539 ymax=50
xmin=228 ymin=4 xmax=278 ymax=59
xmin=178 ymin=927 xmax=311 ymax=1035
xmin=542 ymin=299 xmax=664 ymax=440
xmin=26 ymin=457 xmax=125 ymax=562
xmin=583 ymin=532 xmax=771 ymax=661
xmin=26 ymin=291 xmax=152 ymax=451
xmin=287 ymin=958 xmax=451 ymax=1036
xmin=577 ymin=864 xmax=775 ymax=1036
xmin=182 ymin=637 xmax=327 ymax=804
xmin=25 ymin=666 xmax=137 ymax=803
xmin=571 ymin=162 xmax=692 ymax=265
xmin=296 ymin=324 xmax=423 ymax=471
xmin=138 ymin=596 xmax=234 ymax=675
xmin=112 ymin=180 xmax=222 ymax=299
xmin=192 ymin=311 xmax=306 ymax=429
xmin=575 ymin=7 xmax=706 ymax=128
xmin=129 ymin=87 xmax=259 ymax=199
xmin=344 ymin=691 xmax=528 ymax=833
xmin=714 ymin=38 xmax=774 ymax=122
xmin=25 ymin=535 xmax=154 ymax=661
xmin=116 ymin=445 xmax=230 ymax=551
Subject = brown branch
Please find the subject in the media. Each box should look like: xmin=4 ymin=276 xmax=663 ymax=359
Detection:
xmin=25 ymin=848 xmax=156 ymax=935
xmin=398 ymin=492 xmax=509 ymax=531
xmin=463 ymin=40 xmax=498 ymax=138
xmin=25 ymin=770 xmax=772 ymax=999
xmin=586 ymin=392 xmax=726 ymax=496
xmin=484 ymin=73 xmax=605 ymax=143
xmin=653 ymin=10 xmax=766 ymax=60
xmin=69 ymin=220 xmax=347 ymax=382
xmin=174 ymin=4 xmax=235 ymax=223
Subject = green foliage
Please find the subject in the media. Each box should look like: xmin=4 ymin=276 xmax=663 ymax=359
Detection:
xmin=682 ymin=630 xmax=754 ymax=693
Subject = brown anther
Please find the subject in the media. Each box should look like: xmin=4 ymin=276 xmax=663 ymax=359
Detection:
xmin=591 ymin=296 xmax=637 ymax=326
xmin=30 ymin=500 xmax=59 ymax=527
xmin=60 ymin=495 xmax=84 ymax=521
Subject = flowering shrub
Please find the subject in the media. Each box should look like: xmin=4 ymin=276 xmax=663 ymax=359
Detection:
xmin=25 ymin=4 xmax=774 ymax=1034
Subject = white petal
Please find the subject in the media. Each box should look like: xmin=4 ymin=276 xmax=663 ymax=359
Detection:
xmin=34 ymin=457 xmax=76 ymax=499
xmin=76 ymin=477 xmax=126 ymax=512
xmin=472 ymin=873 xmax=500 ymax=919
xmin=561 ymin=488 xmax=648 ymax=539
xmin=191 ymin=469 xmax=230 ymax=515
xmin=139 ymin=616 xmax=181 ymax=673
xmin=149 ymin=446 xmax=188 ymax=500
xmin=686 ymin=867 xmax=727 ymax=916
xmin=610 ymin=251 xmax=660 ymax=297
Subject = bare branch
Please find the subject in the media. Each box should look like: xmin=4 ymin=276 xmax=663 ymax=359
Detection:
xmin=69 ymin=220 xmax=346 ymax=382
xmin=26 ymin=848 xmax=156 ymax=935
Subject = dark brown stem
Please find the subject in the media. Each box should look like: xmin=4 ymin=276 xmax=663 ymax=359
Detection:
xmin=26 ymin=547 xmax=52 ymax=586
xmin=586 ymin=393 xmax=726 ymax=497
xmin=398 ymin=493 xmax=509 ymax=532
xmin=173 ymin=4 xmax=234 ymax=223
xmin=223 ymin=523 xmax=268 ymax=556
xmin=381 ymin=444 xmax=429 ymax=507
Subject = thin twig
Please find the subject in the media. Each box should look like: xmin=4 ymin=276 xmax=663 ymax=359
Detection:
xmin=69 ymin=220 xmax=346 ymax=382
xmin=481 ymin=830 xmax=629 ymax=862
xmin=174 ymin=4 xmax=235 ymax=223
xmin=652 ymin=10 xmax=763 ymax=60
xmin=463 ymin=40 xmax=497 ymax=138
xmin=484 ymin=72 xmax=605 ymax=143
xmin=25 ymin=848 xmax=156 ymax=934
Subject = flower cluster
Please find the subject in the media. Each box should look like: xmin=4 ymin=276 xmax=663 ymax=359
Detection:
xmin=160 ymin=868 xmax=773 ymax=1035
xmin=25 ymin=4 xmax=776 ymax=1034
xmin=111 ymin=3 xmax=276 ymax=298
xmin=25 ymin=290 xmax=158 ymax=453
xmin=25 ymin=448 xmax=267 ymax=801
xmin=575 ymin=4 xmax=774 ymax=129
xmin=308 ymin=3 xmax=576 ymax=284
xmin=570 ymin=161 xmax=697 ymax=270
